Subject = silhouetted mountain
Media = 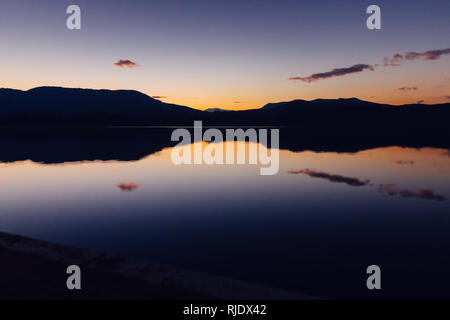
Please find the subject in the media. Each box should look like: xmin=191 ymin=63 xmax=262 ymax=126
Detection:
xmin=261 ymin=97 xmax=382 ymax=110
xmin=0 ymin=87 xmax=203 ymax=126
xmin=205 ymin=98 xmax=449 ymax=147
xmin=0 ymin=87 xmax=449 ymax=151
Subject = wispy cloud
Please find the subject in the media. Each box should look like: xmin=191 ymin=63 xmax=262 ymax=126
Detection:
xmin=289 ymin=64 xmax=374 ymax=83
xmin=405 ymin=48 xmax=450 ymax=61
xmin=398 ymin=87 xmax=417 ymax=91
xmin=151 ymin=96 xmax=167 ymax=99
xmin=290 ymin=48 xmax=449 ymax=83
xmin=377 ymin=184 xmax=446 ymax=201
xmin=382 ymin=48 xmax=450 ymax=66
xmin=287 ymin=169 xmax=370 ymax=186
xmin=382 ymin=53 xmax=404 ymax=66
xmin=114 ymin=59 xmax=139 ymax=68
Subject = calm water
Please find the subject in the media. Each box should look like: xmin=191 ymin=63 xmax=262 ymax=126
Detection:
xmin=1 ymin=134 xmax=449 ymax=298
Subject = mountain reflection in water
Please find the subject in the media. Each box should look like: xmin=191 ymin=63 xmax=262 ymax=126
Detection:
xmin=0 ymin=129 xmax=449 ymax=299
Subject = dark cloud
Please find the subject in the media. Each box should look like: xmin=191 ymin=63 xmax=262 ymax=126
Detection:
xmin=377 ymin=184 xmax=446 ymax=201
xmin=289 ymin=64 xmax=374 ymax=83
xmin=395 ymin=160 xmax=414 ymax=165
xmin=289 ymin=169 xmax=446 ymax=202
xmin=233 ymin=101 xmax=241 ymax=104
xmin=398 ymin=87 xmax=417 ymax=91
xmin=416 ymin=100 xmax=425 ymax=104
xmin=114 ymin=59 xmax=139 ymax=68
xmin=151 ymin=96 xmax=167 ymax=99
xmin=291 ymin=48 xmax=450 ymax=84
xmin=287 ymin=169 xmax=370 ymax=186
xmin=117 ymin=182 xmax=140 ymax=191
xmin=408 ymin=48 xmax=450 ymax=60
xmin=445 ymin=96 xmax=450 ymax=100
xmin=383 ymin=48 xmax=450 ymax=66
xmin=382 ymin=55 xmax=403 ymax=67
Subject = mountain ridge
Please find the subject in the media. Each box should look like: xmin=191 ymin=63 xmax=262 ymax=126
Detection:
xmin=1 ymin=86 xmax=444 ymax=112
xmin=0 ymin=86 xmax=448 ymax=131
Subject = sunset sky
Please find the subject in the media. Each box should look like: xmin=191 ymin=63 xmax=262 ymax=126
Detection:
xmin=1 ymin=0 xmax=449 ymax=110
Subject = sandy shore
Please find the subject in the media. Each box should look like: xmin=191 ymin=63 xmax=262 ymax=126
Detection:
xmin=0 ymin=231 xmax=312 ymax=300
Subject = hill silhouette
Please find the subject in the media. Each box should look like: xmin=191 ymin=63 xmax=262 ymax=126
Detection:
xmin=0 ymin=87 xmax=203 ymax=126
xmin=0 ymin=87 xmax=449 ymax=154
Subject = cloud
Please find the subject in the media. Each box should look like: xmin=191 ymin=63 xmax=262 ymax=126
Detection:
xmin=416 ymin=100 xmax=425 ymax=104
xmin=289 ymin=64 xmax=374 ymax=83
xmin=233 ymin=101 xmax=241 ymax=104
xmin=398 ymin=87 xmax=417 ymax=91
xmin=290 ymin=48 xmax=449 ymax=84
xmin=117 ymin=182 xmax=140 ymax=191
xmin=287 ymin=169 xmax=370 ymax=186
xmin=395 ymin=160 xmax=414 ymax=165
xmin=383 ymin=48 xmax=450 ymax=66
xmin=151 ymin=96 xmax=167 ymax=99
xmin=377 ymin=184 xmax=446 ymax=201
xmin=445 ymin=96 xmax=450 ymax=100
xmin=382 ymin=55 xmax=403 ymax=67
xmin=289 ymin=169 xmax=446 ymax=202
xmin=114 ymin=59 xmax=139 ymax=68
xmin=406 ymin=48 xmax=450 ymax=61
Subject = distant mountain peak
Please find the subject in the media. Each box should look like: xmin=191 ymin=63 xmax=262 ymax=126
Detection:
xmin=26 ymin=86 xmax=155 ymax=100
xmin=261 ymin=97 xmax=374 ymax=110
xmin=205 ymin=108 xmax=232 ymax=113
xmin=312 ymin=97 xmax=363 ymax=103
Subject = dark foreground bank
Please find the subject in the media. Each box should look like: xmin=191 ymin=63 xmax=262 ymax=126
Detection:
xmin=0 ymin=231 xmax=311 ymax=300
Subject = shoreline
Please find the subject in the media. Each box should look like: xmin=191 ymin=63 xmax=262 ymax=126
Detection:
xmin=0 ymin=231 xmax=313 ymax=300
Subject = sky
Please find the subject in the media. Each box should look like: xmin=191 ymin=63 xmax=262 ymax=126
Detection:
xmin=0 ymin=0 xmax=449 ymax=110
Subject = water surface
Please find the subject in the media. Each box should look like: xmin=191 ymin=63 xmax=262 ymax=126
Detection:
xmin=1 ymin=136 xmax=449 ymax=298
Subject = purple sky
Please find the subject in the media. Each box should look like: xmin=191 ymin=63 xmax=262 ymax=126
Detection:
xmin=1 ymin=0 xmax=449 ymax=109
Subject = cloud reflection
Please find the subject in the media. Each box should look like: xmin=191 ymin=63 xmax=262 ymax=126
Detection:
xmin=377 ymin=184 xmax=446 ymax=201
xmin=288 ymin=169 xmax=446 ymax=202
xmin=395 ymin=160 xmax=414 ymax=165
xmin=287 ymin=169 xmax=370 ymax=186
xmin=117 ymin=182 xmax=140 ymax=192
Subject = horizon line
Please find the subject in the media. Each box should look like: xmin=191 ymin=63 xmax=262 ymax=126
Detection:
xmin=1 ymin=85 xmax=446 ymax=111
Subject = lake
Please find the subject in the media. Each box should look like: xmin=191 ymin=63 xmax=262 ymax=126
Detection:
xmin=1 ymin=129 xmax=449 ymax=298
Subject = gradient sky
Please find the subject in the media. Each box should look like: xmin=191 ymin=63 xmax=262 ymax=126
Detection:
xmin=1 ymin=0 xmax=449 ymax=110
